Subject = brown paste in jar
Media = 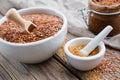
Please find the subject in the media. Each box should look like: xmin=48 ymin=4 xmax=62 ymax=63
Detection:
xmin=0 ymin=14 xmax=63 ymax=43
xmin=88 ymin=0 xmax=120 ymax=36
xmin=68 ymin=45 xmax=99 ymax=57
xmin=93 ymin=0 xmax=120 ymax=6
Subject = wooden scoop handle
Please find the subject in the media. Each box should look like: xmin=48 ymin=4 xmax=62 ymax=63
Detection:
xmin=5 ymin=8 xmax=25 ymax=28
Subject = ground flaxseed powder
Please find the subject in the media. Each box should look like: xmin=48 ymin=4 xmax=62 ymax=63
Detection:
xmin=0 ymin=14 xmax=63 ymax=43
xmin=68 ymin=45 xmax=99 ymax=57
xmin=93 ymin=0 xmax=120 ymax=6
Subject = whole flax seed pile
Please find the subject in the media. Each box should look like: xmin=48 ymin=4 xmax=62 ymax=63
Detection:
xmin=0 ymin=14 xmax=63 ymax=43
xmin=93 ymin=0 xmax=120 ymax=6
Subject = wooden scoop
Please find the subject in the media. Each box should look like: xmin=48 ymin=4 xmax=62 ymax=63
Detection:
xmin=5 ymin=8 xmax=36 ymax=33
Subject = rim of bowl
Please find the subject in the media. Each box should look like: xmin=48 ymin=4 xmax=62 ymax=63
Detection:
xmin=0 ymin=7 xmax=67 ymax=46
xmin=64 ymin=37 xmax=106 ymax=60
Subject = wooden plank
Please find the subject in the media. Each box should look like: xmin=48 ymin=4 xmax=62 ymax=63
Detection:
xmin=0 ymin=53 xmax=78 ymax=80
xmin=0 ymin=65 xmax=12 ymax=80
xmin=55 ymin=33 xmax=120 ymax=80
xmin=0 ymin=54 xmax=36 ymax=80
xmin=28 ymin=58 xmax=79 ymax=80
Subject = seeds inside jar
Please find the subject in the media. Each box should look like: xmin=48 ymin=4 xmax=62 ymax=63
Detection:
xmin=0 ymin=14 xmax=63 ymax=43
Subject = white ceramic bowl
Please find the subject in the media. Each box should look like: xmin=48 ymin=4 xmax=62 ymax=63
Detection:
xmin=0 ymin=7 xmax=67 ymax=63
xmin=64 ymin=37 xmax=105 ymax=71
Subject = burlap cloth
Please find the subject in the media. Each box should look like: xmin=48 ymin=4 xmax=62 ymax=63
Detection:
xmin=0 ymin=0 xmax=120 ymax=50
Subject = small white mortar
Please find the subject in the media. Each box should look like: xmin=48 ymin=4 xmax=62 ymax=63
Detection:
xmin=64 ymin=37 xmax=106 ymax=71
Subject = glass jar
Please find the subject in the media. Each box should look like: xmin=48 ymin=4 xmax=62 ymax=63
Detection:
xmin=88 ymin=0 xmax=120 ymax=36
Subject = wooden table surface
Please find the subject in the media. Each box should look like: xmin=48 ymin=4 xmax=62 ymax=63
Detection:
xmin=0 ymin=33 xmax=120 ymax=80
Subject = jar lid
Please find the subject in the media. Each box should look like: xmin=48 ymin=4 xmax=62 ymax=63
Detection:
xmin=89 ymin=0 xmax=120 ymax=14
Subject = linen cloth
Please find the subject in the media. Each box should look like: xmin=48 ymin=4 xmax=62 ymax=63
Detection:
xmin=0 ymin=0 xmax=119 ymax=50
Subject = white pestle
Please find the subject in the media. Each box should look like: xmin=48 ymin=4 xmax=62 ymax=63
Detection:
xmin=80 ymin=25 xmax=113 ymax=56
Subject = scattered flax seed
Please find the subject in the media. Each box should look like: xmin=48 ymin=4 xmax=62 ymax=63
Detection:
xmin=56 ymin=40 xmax=68 ymax=62
xmin=88 ymin=71 xmax=101 ymax=80
xmin=68 ymin=45 xmax=99 ymax=57
xmin=0 ymin=14 xmax=63 ymax=43
xmin=89 ymin=51 xmax=120 ymax=79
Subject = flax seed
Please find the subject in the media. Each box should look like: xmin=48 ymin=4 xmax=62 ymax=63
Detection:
xmin=0 ymin=14 xmax=63 ymax=43
xmin=68 ymin=45 xmax=99 ymax=57
xmin=93 ymin=0 xmax=120 ymax=6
